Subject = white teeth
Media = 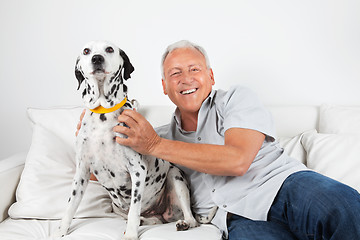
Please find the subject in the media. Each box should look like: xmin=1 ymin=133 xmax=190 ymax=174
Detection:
xmin=181 ymin=89 xmax=197 ymax=95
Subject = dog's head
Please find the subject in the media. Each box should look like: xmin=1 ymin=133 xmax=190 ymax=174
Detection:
xmin=75 ymin=41 xmax=134 ymax=109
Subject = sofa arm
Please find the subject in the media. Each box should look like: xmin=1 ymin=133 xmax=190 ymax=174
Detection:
xmin=0 ymin=152 xmax=26 ymax=222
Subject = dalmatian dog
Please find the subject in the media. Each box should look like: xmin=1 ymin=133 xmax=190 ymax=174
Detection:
xmin=53 ymin=41 xmax=217 ymax=240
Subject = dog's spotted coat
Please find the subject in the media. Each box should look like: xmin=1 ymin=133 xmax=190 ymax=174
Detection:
xmin=53 ymin=41 xmax=216 ymax=240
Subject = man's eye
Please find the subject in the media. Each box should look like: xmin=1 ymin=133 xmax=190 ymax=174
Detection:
xmin=83 ymin=48 xmax=91 ymax=55
xmin=105 ymin=47 xmax=114 ymax=53
xmin=191 ymin=68 xmax=200 ymax=72
xmin=170 ymin=71 xmax=181 ymax=77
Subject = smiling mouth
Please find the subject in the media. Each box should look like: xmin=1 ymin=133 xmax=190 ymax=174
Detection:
xmin=180 ymin=88 xmax=198 ymax=95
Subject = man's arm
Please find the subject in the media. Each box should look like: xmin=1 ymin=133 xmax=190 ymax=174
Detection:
xmin=114 ymin=109 xmax=265 ymax=177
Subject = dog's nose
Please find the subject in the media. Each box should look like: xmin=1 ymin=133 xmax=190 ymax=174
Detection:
xmin=92 ymin=55 xmax=105 ymax=65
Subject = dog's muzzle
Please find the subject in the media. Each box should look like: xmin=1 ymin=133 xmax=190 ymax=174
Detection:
xmin=92 ymin=54 xmax=105 ymax=73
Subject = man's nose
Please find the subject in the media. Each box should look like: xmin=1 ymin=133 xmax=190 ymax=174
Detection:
xmin=180 ymin=71 xmax=194 ymax=84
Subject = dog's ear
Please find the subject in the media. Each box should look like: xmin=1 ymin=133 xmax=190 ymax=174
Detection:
xmin=75 ymin=57 xmax=85 ymax=90
xmin=119 ymin=49 xmax=135 ymax=80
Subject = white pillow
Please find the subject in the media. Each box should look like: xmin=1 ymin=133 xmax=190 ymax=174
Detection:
xmin=319 ymin=104 xmax=360 ymax=134
xmin=9 ymin=107 xmax=116 ymax=219
xmin=278 ymin=131 xmax=310 ymax=165
xmin=301 ymin=130 xmax=360 ymax=192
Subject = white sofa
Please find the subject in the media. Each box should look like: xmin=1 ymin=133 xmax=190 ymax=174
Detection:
xmin=1 ymin=104 xmax=360 ymax=240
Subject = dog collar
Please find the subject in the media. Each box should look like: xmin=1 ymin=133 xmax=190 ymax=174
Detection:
xmin=89 ymin=97 xmax=127 ymax=114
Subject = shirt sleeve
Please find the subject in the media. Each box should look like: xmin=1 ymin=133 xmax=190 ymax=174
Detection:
xmin=220 ymin=85 xmax=277 ymax=141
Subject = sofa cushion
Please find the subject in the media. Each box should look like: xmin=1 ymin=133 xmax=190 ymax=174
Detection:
xmin=319 ymin=104 xmax=360 ymax=134
xmin=0 ymin=217 xmax=222 ymax=239
xmin=9 ymin=107 xmax=116 ymax=219
xmin=301 ymin=130 xmax=360 ymax=192
xmin=278 ymin=131 xmax=311 ymax=165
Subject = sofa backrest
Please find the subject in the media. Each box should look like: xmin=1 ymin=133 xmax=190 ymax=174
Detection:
xmin=138 ymin=105 xmax=319 ymax=139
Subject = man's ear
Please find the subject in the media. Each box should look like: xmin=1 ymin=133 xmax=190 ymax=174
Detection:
xmin=119 ymin=49 xmax=135 ymax=80
xmin=75 ymin=57 xmax=85 ymax=90
xmin=162 ymin=79 xmax=168 ymax=95
xmin=209 ymin=68 xmax=215 ymax=86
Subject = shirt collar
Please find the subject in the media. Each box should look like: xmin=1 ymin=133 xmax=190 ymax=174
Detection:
xmin=173 ymin=89 xmax=217 ymax=133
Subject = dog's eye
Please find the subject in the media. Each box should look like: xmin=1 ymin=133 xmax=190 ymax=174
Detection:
xmin=83 ymin=48 xmax=91 ymax=55
xmin=105 ymin=47 xmax=114 ymax=53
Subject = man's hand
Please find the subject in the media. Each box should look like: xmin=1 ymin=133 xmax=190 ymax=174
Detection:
xmin=113 ymin=109 xmax=161 ymax=155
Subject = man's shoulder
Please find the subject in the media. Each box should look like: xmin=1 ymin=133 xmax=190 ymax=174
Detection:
xmin=155 ymin=123 xmax=171 ymax=138
xmin=214 ymin=85 xmax=259 ymax=106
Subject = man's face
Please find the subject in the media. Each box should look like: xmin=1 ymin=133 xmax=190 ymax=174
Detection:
xmin=162 ymin=48 xmax=215 ymax=115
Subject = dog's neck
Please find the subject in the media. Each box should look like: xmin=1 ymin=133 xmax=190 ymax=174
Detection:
xmin=89 ymin=97 xmax=127 ymax=114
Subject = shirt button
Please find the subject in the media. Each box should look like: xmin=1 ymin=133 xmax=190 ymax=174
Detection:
xmin=212 ymin=189 xmax=216 ymax=193
xmin=197 ymin=137 xmax=201 ymax=141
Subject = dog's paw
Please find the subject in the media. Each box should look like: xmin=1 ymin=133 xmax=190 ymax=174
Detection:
xmin=176 ymin=220 xmax=191 ymax=231
xmin=122 ymin=234 xmax=138 ymax=240
xmin=176 ymin=218 xmax=200 ymax=231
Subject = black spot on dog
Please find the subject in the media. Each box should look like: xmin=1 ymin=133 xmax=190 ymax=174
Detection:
xmin=124 ymin=102 xmax=132 ymax=108
xmin=110 ymin=84 xmax=116 ymax=94
xmin=110 ymin=171 xmax=115 ymax=177
xmin=105 ymin=187 xmax=115 ymax=192
xmin=125 ymin=189 xmax=131 ymax=195
xmin=156 ymin=175 xmax=162 ymax=182
xmin=155 ymin=159 xmax=159 ymax=168
xmin=68 ymin=197 xmax=71 ymax=202
xmin=156 ymin=167 xmax=160 ymax=172
xmin=145 ymin=176 xmax=150 ymax=182
xmin=136 ymin=181 xmax=140 ymax=187
xmin=137 ymin=194 xmax=141 ymax=202
xmin=100 ymin=114 xmax=107 ymax=121
xmin=94 ymin=170 xmax=98 ymax=175
xmin=135 ymin=172 xmax=140 ymax=177
xmin=141 ymin=165 xmax=145 ymax=170
xmin=175 ymin=176 xmax=184 ymax=182
xmin=119 ymin=185 xmax=127 ymax=191
xmin=134 ymin=189 xmax=138 ymax=197
xmin=112 ymin=194 xmax=118 ymax=199
xmin=81 ymin=179 xmax=84 ymax=185
xmin=72 ymin=190 xmax=76 ymax=196
xmin=161 ymin=173 xmax=166 ymax=179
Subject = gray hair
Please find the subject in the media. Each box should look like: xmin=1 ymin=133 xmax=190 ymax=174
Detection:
xmin=161 ymin=40 xmax=211 ymax=79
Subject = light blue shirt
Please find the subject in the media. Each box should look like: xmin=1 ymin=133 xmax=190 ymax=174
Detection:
xmin=156 ymin=85 xmax=307 ymax=237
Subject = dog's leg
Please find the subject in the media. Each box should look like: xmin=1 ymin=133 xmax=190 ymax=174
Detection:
xmin=195 ymin=206 xmax=218 ymax=224
xmin=123 ymin=162 xmax=147 ymax=240
xmin=52 ymin=156 xmax=91 ymax=237
xmin=167 ymin=167 xmax=199 ymax=231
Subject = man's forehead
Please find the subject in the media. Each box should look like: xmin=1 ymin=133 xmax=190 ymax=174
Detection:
xmin=164 ymin=48 xmax=206 ymax=67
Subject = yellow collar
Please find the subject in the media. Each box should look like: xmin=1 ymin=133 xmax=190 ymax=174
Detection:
xmin=89 ymin=97 xmax=127 ymax=114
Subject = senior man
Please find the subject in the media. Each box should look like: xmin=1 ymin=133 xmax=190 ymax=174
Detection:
xmin=111 ymin=40 xmax=360 ymax=239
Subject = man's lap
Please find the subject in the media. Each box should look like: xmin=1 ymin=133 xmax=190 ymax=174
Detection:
xmin=228 ymin=171 xmax=360 ymax=240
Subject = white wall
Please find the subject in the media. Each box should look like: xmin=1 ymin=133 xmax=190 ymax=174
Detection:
xmin=1 ymin=0 xmax=359 ymax=159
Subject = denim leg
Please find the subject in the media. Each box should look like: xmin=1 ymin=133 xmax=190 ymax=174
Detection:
xmin=228 ymin=214 xmax=298 ymax=240
xmin=268 ymin=170 xmax=360 ymax=240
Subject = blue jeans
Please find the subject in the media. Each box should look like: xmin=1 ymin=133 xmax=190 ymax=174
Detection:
xmin=227 ymin=171 xmax=360 ymax=240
